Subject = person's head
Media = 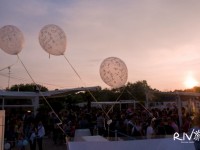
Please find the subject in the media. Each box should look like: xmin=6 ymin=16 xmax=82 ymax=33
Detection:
xmin=38 ymin=121 xmax=43 ymax=126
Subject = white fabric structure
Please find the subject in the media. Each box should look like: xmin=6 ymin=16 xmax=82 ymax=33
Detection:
xmin=0 ymin=86 xmax=100 ymax=115
xmin=74 ymin=129 xmax=91 ymax=141
xmin=80 ymin=136 xmax=108 ymax=142
xmin=68 ymin=138 xmax=195 ymax=150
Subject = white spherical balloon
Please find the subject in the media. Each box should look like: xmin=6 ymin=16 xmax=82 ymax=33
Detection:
xmin=0 ymin=25 xmax=24 ymax=55
xmin=39 ymin=24 xmax=67 ymax=56
xmin=100 ymin=57 xmax=128 ymax=88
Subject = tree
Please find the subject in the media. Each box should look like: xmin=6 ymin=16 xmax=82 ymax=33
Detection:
xmin=67 ymin=80 xmax=155 ymax=103
xmin=9 ymin=83 xmax=48 ymax=92
xmin=184 ymin=86 xmax=200 ymax=93
xmin=125 ymin=80 xmax=152 ymax=101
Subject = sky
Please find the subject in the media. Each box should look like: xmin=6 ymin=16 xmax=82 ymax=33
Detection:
xmin=1 ymin=0 xmax=200 ymax=91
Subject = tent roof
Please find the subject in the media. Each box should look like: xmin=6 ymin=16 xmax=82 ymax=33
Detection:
xmin=0 ymin=86 xmax=100 ymax=99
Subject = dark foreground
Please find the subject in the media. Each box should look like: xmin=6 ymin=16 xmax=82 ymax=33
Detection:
xmin=12 ymin=137 xmax=67 ymax=150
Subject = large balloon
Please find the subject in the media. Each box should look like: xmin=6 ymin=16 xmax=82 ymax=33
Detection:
xmin=0 ymin=25 xmax=24 ymax=55
xmin=39 ymin=24 xmax=67 ymax=56
xmin=100 ymin=57 xmax=128 ymax=88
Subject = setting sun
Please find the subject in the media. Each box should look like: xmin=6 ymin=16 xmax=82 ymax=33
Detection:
xmin=184 ymin=75 xmax=199 ymax=89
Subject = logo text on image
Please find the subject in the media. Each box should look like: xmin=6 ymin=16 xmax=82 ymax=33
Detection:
xmin=173 ymin=129 xmax=200 ymax=143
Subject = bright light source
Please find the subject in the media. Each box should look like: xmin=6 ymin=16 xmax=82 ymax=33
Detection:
xmin=184 ymin=73 xmax=199 ymax=88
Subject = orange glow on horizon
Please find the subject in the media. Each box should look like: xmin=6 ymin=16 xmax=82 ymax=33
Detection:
xmin=184 ymin=73 xmax=199 ymax=89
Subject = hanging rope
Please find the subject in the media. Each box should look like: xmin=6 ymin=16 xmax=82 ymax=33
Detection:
xmin=105 ymin=86 xmax=126 ymax=117
xmin=0 ymin=58 xmax=19 ymax=72
xmin=63 ymin=55 xmax=110 ymax=118
xmin=63 ymin=55 xmax=128 ymax=119
xmin=17 ymin=54 xmax=67 ymax=135
xmin=0 ymin=72 xmax=68 ymax=89
xmin=126 ymin=89 xmax=155 ymax=118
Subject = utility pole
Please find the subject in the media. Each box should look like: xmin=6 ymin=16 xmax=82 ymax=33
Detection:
xmin=7 ymin=66 xmax=11 ymax=89
xmin=177 ymin=93 xmax=182 ymax=131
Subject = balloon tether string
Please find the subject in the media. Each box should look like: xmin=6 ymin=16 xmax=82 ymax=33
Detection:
xmin=63 ymin=55 xmax=126 ymax=119
xmin=63 ymin=55 xmax=111 ymax=118
xmin=17 ymin=54 xmax=66 ymax=135
xmin=0 ymin=57 xmax=19 ymax=72
xmin=105 ymin=86 xmax=126 ymax=117
xmin=126 ymin=89 xmax=155 ymax=118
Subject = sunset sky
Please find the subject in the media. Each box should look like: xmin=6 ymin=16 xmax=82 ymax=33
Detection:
xmin=1 ymin=0 xmax=200 ymax=91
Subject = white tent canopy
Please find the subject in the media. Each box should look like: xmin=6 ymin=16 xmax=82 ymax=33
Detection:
xmin=0 ymin=86 xmax=100 ymax=115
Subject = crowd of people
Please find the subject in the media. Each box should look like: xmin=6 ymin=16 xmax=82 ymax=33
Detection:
xmin=5 ymin=110 xmax=45 ymax=150
xmin=4 ymin=104 xmax=199 ymax=149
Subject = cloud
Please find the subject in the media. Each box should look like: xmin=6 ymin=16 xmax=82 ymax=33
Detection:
xmin=1 ymin=0 xmax=200 ymax=90
xmin=58 ymin=0 xmax=200 ymax=54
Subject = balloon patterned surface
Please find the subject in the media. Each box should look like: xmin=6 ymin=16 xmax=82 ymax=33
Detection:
xmin=39 ymin=24 xmax=67 ymax=56
xmin=0 ymin=25 xmax=24 ymax=55
xmin=100 ymin=57 xmax=128 ymax=88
